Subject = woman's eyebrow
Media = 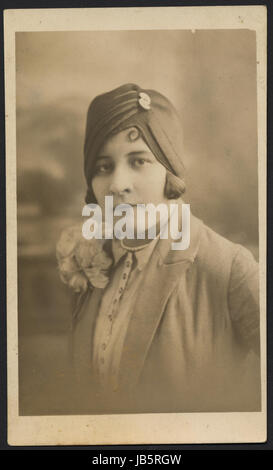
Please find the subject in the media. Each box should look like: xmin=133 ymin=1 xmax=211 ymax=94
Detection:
xmin=96 ymin=155 xmax=111 ymax=160
xmin=96 ymin=150 xmax=153 ymax=159
xmin=126 ymin=150 xmax=152 ymax=157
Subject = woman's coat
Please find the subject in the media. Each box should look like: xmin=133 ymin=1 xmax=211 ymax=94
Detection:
xmin=71 ymin=212 xmax=260 ymax=413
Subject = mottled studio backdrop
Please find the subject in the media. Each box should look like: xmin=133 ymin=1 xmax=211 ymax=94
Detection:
xmin=16 ymin=30 xmax=258 ymax=414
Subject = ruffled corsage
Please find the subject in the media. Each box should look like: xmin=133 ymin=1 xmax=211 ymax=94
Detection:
xmin=56 ymin=224 xmax=113 ymax=292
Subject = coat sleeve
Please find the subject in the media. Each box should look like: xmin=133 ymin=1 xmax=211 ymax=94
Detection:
xmin=228 ymin=245 xmax=260 ymax=354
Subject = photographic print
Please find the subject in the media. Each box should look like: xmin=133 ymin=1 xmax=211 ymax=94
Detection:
xmin=5 ymin=6 xmax=266 ymax=445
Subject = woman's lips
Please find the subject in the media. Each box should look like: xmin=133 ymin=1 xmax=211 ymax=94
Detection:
xmin=113 ymin=203 xmax=138 ymax=209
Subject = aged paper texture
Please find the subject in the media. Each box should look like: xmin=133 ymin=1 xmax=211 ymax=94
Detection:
xmin=5 ymin=6 xmax=267 ymax=445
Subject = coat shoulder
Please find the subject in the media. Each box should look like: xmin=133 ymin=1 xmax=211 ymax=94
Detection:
xmin=198 ymin=222 xmax=240 ymax=262
xmin=189 ymin=219 xmax=256 ymax=287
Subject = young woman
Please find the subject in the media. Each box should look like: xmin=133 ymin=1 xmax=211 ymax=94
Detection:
xmin=57 ymin=83 xmax=260 ymax=413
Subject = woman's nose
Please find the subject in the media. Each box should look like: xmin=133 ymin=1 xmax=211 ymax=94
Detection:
xmin=108 ymin=166 xmax=133 ymax=195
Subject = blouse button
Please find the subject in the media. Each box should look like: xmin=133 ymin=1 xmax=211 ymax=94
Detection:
xmin=123 ymin=273 xmax=127 ymax=279
xmin=108 ymin=314 xmax=113 ymax=321
xmin=126 ymin=261 xmax=131 ymax=267
xmin=102 ymin=343 xmax=106 ymax=350
xmin=119 ymin=287 xmax=123 ymax=294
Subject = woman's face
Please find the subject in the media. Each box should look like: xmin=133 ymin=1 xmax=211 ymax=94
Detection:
xmin=91 ymin=128 xmax=168 ymax=212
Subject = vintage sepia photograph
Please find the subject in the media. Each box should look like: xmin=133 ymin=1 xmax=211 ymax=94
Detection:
xmin=5 ymin=6 xmax=266 ymax=445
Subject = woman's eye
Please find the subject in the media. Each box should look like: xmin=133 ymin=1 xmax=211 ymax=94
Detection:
xmin=94 ymin=162 xmax=112 ymax=174
xmin=131 ymin=157 xmax=147 ymax=168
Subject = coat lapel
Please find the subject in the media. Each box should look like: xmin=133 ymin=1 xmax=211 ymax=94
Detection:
xmin=118 ymin=254 xmax=192 ymax=390
xmin=119 ymin=209 xmax=203 ymax=390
